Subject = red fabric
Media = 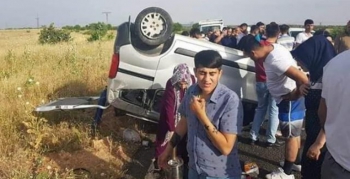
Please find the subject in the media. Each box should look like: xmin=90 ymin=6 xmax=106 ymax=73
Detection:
xmin=254 ymin=40 xmax=271 ymax=82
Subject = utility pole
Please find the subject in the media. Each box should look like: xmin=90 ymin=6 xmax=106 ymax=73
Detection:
xmin=102 ymin=12 xmax=111 ymax=24
xmin=36 ymin=15 xmax=40 ymax=28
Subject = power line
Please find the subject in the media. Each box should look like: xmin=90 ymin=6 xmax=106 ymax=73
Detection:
xmin=102 ymin=12 xmax=111 ymax=24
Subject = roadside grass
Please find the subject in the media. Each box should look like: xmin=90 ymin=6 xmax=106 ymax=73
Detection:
xmin=0 ymin=29 xmax=136 ymax=178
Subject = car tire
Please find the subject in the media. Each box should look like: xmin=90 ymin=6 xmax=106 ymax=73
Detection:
xmin=134 ymin=7 xmax=173 ymax=46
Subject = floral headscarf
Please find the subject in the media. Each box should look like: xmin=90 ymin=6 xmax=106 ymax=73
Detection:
xmin=170 ymin=63 xmax=193 ymax=87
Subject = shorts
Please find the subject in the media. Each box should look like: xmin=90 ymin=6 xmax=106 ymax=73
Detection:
xmin=277 ymin=97 xmax=305 ymax=138
xmin=279 ymin=120 xmax=303 ymax=138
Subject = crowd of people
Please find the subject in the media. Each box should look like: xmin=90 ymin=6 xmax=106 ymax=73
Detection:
xmin=152 ymin=19 xmax=350 ymax=179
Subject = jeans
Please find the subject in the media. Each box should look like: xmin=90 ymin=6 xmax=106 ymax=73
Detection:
xmin=188 ymin=168 xmax=241 ymax=179
xmin=250 ymin=82 xmax=279 ymax=143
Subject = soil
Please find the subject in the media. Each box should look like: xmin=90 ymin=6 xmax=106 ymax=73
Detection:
xmin=39 ymin=108 xmax=156 ymax=179
xmin=39 ymin=108 xmax=303 ymax=179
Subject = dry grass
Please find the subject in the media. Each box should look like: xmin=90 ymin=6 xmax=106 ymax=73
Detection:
xmin=0 ymin=29 xmax=141 ymax=178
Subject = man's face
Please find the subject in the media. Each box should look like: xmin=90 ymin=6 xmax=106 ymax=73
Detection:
xmin=241 ymin=26 xmax=247 ymax=33
xmin=305 ymin=24 xmax=314 ymax=31
xmin=254 ymin=29 xmax=260 ymax=35
xmin=236 ymin=27 xmax=242 ymax=34
xmin=194 ymin=67 xmax=222 ymax=94
xmin=258 ymin=25 xmax=265 ymax=34
xmin=244 ymin=48 xmax=265 ymax=62
xmin=227 ymin=29 xmax=233 ymax=36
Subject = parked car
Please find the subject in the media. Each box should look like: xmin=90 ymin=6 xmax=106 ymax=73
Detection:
xmin=36 ymin=7 xmax=258 ymax=126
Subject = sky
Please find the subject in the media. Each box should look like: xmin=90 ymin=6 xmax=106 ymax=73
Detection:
xmin=1 ymin=0 xmax=349 ymax=29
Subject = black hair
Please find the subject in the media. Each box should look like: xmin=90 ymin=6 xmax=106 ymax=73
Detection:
xmin=279 ymin=24 xmax=290 ymax=34
xmin=237 ymin=34 xmax=262 ymax=53
xmin=181 ymin=31 xmax=190 ymax=36
xmin=190 ymin=28 xmax=201 ymax=37
xmin=256 ymin=22 xmax=265 ymax=27
xmin=250 ymin=25 xmax=259 ymax=33
xmin=194 ymin=50 xmax=222 ymax=69
xmin=266 ymin=23 xmax=280 ymax=38
xmin=304 ymin=19 xmax=314 ymax=26
xmin=240 ymin=23 xmax=248 ymax=28
xmin=222 ymin=27 xmax=228 ymax=31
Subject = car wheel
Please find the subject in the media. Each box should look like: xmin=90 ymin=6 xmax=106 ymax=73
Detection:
xmin=134 ymin=7 xmax=173 ymax=46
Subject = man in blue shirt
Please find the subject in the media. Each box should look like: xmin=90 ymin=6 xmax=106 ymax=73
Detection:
xmin=158 ymin=50 xmax=243 ymax=179
xmin=256 ymin=22 xmax=266 ymax=42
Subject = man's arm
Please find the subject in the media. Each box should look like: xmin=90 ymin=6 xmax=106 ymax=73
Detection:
xmin=283 ymin=66 xmax=309 ymax=100
xmin=195 ymin=96 xmax=242 ymax=156
xmin=214 ymin=34 xmax=225 ymax=44
xmin=198 ymin=115 xmax=237 ymax=156
xmin=305 ymin=97 xmax=327 ymax=160
xmin=169 ymin=116 xmax=188 ymax=148
xmin=313 ymin=129 xmax=326 ymax=148
xmin=158 ymin=116 xmax=187 ymax=168
xmin=318 ymin=97 xmax=327 ymax=129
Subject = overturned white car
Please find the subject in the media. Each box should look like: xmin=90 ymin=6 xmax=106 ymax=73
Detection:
xmin=36 ymin=7 xmax=258 ymax=126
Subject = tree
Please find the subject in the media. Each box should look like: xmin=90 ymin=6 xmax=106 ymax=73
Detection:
xmin=330 ymin=26 xmax=346 ymax=38
xmin=173 ymin=22 xmax=183 ymax=32
xmin=38 ymin=23 xmax=71 ymax=44
xmin=192 ymin=23 xmax=200 ymax=29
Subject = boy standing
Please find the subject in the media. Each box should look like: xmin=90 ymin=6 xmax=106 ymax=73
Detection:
xmin=239 ymin=35 xmax=308 ymax=179
xmin=158 ymin=50 xmax=243 ymax=179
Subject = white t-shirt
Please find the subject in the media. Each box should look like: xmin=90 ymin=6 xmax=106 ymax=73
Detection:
xmin=322 ymin=50 xmax=350 ymax=171
xmin=295 ymin=32 xmax=313 ymax=44
xmin=264 ymin=44 xmax=298 ymax=103
xmin=277 ymin=34 xmax=295 ymax=51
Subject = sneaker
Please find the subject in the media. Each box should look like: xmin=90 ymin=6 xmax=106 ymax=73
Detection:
xmin=249 ymin=139 xmax=259 ymax=145
xmin=265 ymin=140 xmax=284 ymax=148
xmin=279 ymin=161 xmax=302 ymax=172
xmin=265 ymin=168 xmax=295 ymax=179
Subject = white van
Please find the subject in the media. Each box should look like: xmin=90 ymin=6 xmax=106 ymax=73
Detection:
xmin=198 ymin=19 xmax=225 ymax=34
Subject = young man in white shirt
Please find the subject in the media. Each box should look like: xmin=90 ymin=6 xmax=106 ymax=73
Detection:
xmin=295 ymin=19 xmax=314 ymax=47
xmin=320 ymin=50 xmax=350 ymax=179
xmin=239 ymin=35 xmax=309 ymax=179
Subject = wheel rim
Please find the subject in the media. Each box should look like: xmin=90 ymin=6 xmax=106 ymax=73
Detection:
xmin=140 ymin=12 xmax=166 ymax=39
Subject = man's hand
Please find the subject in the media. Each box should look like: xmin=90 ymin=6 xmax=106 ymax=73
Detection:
xmin=157 ymin=145 xmax=172 ymax=169
xmin=190 ymin=96 xmax=206 ymax=118
xmin=299 ymin=83 xmax=310 ymax=96
xmin=307 ymin=143 xmax=322 ymax=160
